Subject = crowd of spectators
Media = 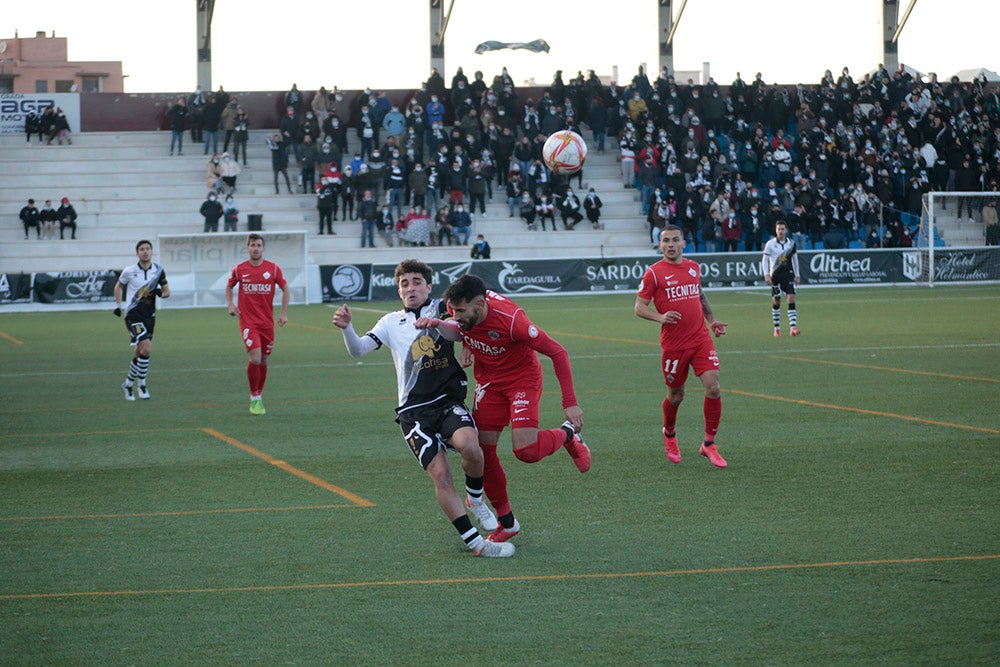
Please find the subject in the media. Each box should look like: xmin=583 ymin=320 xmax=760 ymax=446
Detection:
xmin=24 ymin=106 xmax=73 ymax=145
xmin=19 ymin=197 xmax=78 ymax=239
xmin=257 ymin=62 xmax=999 ymax=250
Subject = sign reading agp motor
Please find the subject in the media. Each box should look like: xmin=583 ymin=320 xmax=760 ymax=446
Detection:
xmin=0 ymin=93 xmax=81 ymax=134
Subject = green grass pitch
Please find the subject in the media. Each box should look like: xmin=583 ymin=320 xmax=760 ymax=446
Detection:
xmin=1 ymin=285 xmax=998 ymax=664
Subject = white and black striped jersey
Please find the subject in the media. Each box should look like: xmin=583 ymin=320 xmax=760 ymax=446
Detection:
xmin=353 ymin=298 xmax=468 ymax=413
xmin=118 ymin=262 xmax=167 ymax=319
xmin=761 ymin=237 xmax=799 ymax=278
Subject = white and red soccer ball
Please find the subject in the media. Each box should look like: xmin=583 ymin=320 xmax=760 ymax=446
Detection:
xmin=542 ymin=130 xmax=588 ymax=175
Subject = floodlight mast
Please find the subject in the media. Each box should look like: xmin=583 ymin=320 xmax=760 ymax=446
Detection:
xmin=196 ymin=0 xmax=215 ymax=92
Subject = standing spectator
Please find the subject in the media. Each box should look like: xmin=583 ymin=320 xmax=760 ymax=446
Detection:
xmin=299 ymin=134 xmax=318 ymax=194
xmin=316 ymin=177 xmax=336 ymax=235
xmin=188 ymin=85 xmax=206 ymax=143
xmin=279 ymin=106 xmax=302 ymax=164
xmin=385 ymin=158 xmax=407 ymax=219
xmin=219 ymin=152 xmax=241 ymax=194
xmin=409 ymin=162 xmax=429 ymax=209
xmin=311 ymin=86 xmax=330 ymax=124
xmin=201 ymin=93 xmax=224 ymax=155
xmin=635 ymin=225 xmax=729 ymax=468
xmin=57 ymin=197 xmax=78 ymax=240
xmin=742 ymin=202 xmax=766 ymax=252
xmin=200 ymin=191 xmax=223 ymax=232
xmin=721 ymin=211 xmax=742 ymax=252
xmin=434 ymin=204 xmax=454 ymax=245
xmin=266 ymin=134 xmax=293 ymax=195
xmin=468 ymin=159 xmax=488 ymax=217
xmin=222 ymin=194 xmax=239 ymax=232
xmin=285 ymin=83 xmax=304 ymax=115
xmin=341 ymin=165 xmax=356 ymax=221
xmin=358 ymin=189 xmax=378 ymax=248
xmin=19 ymin=198 xmax=40 ymax=239
xmin=761 ymin=221 xmax=801 ymax=337
xmin=983 ymin=200 xmax=998 ymax=246
xmin=114 ymin=240 xmax=170 ymax=401
xmin=225 ymin=234 xmax=290 ymax=416
xmin=38 ymin=199 xmax=58 ymax=239
xmin=331 ymin=261 xmax=511 ymax=558
xmin=382 ymin=105 xmax=406 ymax=146
xmin=471 ymin=234 xmax=491 ymax=259
xmin=53 ymin=108 xmax=72 ymax=145
xmin=220 ymin=98 xmax=239 ymax=154
xmin=232 ymin=107 xmax=250 ymax=166
xmin=167 ymin=97 xmax=188 ymax=156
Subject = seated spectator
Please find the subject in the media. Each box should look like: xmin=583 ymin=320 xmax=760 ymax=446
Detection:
xmin=448 ymin=203 xmax=473 ymax=245
xmin=583 ymin=187 xmax=603 ymax=229
xmin=434 ymin=204 xmax=454 ymax=246
xmin=38 ymin=199 xmax=58 ymax=239
xmin=19 ymin=198 xmax=40 ymax=239
xmin=38 ymin=107 xmax=57 ymax=145
xmin=400 ymin=206 xmax=431 ymax=246
xmin=25 ymin=112 xmax=41 ymax=143
xmin=648 ymin=199 xmax=672 ymax=247
xmin=219 ymin=152 xmax=242 ymax=194
xmin=534 ymin=193 xmax=556 ymax=231
xmin=821 ymin=223 xmax=847 ymax=249
xmin=471 ymin=234 xmax=491 ymax=259
xmin=558 ymin=187 xmax=584 ymax=229
xmin=518 ymin=191 xmax=537 ymax=229
xmin=57 ymin=197 xmax=78 ymax=240
xmin=207 ymin=153 xmax=223 ymax=193
xmin=377 ymin=204 xmax=395 ymax=246
xmin=200 ymin=191 xmax=223 ymax=232
xmin=53 ymin=108 xmax=72 ymax=145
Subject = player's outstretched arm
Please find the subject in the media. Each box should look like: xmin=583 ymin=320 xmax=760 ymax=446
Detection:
xmin=334 ymin=304 xmax=377 ymax=358
xmin=413 ymin=316 xmax=463 ymax=341
xmin=700 ymin=292 xmax=728 ymax=337
xmin=277 ymin=284 xmax=289 ymax=326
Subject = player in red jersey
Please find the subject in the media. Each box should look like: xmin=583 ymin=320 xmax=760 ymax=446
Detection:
xmin=635 ymin=224 xmax=729 ymax=468
xmin=417 ymin=273 xmax=590 ymax=543
xmin=225 ymin=233 xmax=289 ymax=415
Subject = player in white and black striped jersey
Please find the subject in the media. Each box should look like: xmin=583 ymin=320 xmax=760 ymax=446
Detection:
xmin=114 ymin=240 xmax=170 ymax=400
xmin=761 ymin=221 xmax=800 ymax=337
xmin=333 ymin=259 xmax=514 ymax=558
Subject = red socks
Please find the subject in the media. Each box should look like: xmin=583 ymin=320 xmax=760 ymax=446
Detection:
xmin=480 ymin=444 xmax=511 ymax=517
xmin=512 ymin=428 xmax=567 ymax=464
xmin=247 ymin=362 xmax=269 ymax=396
xmin=704 ymin=396 xmax=722 ymax=441
xmin=662 ymin=396 xmax=679 ymax=433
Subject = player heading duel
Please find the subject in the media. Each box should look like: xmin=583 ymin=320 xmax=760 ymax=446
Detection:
xmin=635 ymin=225 xmax=729 ymax=468
xmin=424 ymin=273 xmax=590 ymax=544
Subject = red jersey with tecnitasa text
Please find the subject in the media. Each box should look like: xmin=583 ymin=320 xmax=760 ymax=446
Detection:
xmin=227 ymin=260 xmax=286 ymax=329
xmin=637 ymin=257 xmax=711 ymax=350
xmin=458 ymin=290 xmax=578 ymax=408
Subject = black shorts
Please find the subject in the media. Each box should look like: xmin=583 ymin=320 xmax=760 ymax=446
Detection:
xmin=396 ymin=399 xmax=476 ymax=470
xmin=125 ymin=312 xmax=156 ymax=345
xmin=770 ymin=271 xmax=796 ymax=297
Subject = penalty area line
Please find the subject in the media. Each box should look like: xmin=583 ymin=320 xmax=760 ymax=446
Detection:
xmin=2 ymin=554 xmax=996 ymax=600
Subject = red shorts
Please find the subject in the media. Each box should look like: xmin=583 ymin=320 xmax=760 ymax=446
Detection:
xmin=472 ymin=376 xmax=541 ymax=432
xmin=660 ymin=337 xmax=719 ymax=388
xmin=241 ymin=325 xmax=275 ymax=356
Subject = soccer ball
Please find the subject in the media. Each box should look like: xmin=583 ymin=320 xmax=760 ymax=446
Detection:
xmin=542 ymin=130 xmax=588 ymax=175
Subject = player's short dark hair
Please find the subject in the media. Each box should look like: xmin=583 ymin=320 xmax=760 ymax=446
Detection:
xmin=443 ymin=274 xmax=486 ymax=305
xmin=661 ymin=224 xmax=683 ymax=236
xmin=394 ymin=259 xmax=433 ymax=285
xmin=774 ymin=220 xmax=788 ymax=228
xmin=136 ymin=239 xmax=152 ymax=251
xmin=247 ymin=233 xmax=265 ymax=245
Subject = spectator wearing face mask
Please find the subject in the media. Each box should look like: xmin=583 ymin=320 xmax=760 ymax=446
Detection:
xmin=584 ymin=187 xmax=603 ymax=229
xmin=449 ymin=203 xmax=473 ymax=245
xmin=222 ymin=194 xmax=239 ymax=232
xmin=206 ymin=153 xmax=223 ymax=193
xmin=200 ymin=191 xmax=224 ymax=233
xmin=219 ymin=152 xmax=242 ymax=195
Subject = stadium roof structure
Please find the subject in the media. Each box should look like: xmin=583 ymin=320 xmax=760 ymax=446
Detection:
xmin=951 ymin=68 xmax=1000 ymax=82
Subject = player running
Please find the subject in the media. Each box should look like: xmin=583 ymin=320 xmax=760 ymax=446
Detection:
xmin=761 ymin=220 xmax=801 ymax=337
xmin=114 ymin=239 xmax=170 ymax=400
xmin=225 ymin=233 xmax=289 ymax=415
xmin=333 ymin=259 xmax=513 ymax=558
xmin=635 ymin=224 xmax=729 ymax=468
xmin=421 ymin=273 xmax=590 ymax=544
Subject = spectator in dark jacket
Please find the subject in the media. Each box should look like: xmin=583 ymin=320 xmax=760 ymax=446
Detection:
xmin=267 ymin=134 xmax=293 ymax=194
xmin=167 ymin=98 xmax=189 ymax=157
xmin=57 ymin=197 xmax=78 ymax=239
xmin=199 ymin=192 xmax=224 ymax=233
xmin=201 ymin=94 xmax=224 ymax=155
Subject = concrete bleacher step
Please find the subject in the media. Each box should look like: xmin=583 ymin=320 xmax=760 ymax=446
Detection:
xmin=1 ymin=129 xmax=658 ymax=274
